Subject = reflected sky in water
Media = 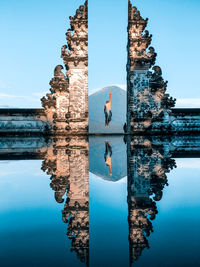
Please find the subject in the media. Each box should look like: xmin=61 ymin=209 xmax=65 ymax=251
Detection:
xmin=0 ymin=137 xmax=200 ymax=267
xmin=0 ymin=160 xmax=80 ymax=267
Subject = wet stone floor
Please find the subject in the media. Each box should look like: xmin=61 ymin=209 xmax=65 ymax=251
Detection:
xmin=0 ymin=135 xmax=200 ymax=267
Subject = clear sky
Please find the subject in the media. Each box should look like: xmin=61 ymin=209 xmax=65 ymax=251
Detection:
xmin=0 ymin=0 xmax=200 ymax=107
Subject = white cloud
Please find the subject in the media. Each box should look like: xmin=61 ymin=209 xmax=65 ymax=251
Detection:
xmin=176 ymin=159 xmax=200 ymax=169
xmin=0 ymin=91 xmax=43 ymax=108
xmin=32 ymin=92 xmax=46 ymax=98
xmin=0 ymin=83 xmax=12 ymax=90
xmin=0 ymin=171 xmax=17 ymax=176
xmin=0 ymin=93 xmax=25 ymax=99
xmin=0 ymin=92 xmax=42 ymax=101
xmin=176 ymin=98 xmax=200 ymax=108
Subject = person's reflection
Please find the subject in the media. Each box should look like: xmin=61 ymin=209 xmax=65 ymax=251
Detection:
xmin=104 ymin=91 xmax=112 ymax=126
xmin=42 ymin=136 xmax=89 ymax=266
xmin=104 ymin=141 xmax=112 ymax=176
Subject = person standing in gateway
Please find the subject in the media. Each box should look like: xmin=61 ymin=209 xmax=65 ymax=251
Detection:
xmin=104 ymin=91 xmax=112 ymax=126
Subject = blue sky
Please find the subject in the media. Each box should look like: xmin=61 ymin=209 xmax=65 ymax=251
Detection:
xmin=0 ymin=0 xmax=200 ymax=107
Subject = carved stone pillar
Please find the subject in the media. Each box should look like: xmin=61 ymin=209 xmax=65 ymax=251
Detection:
xmin=62 ymin=0 xmax=88 ymax=134
xmin=127 ymin=1 xmax=176 ymax=133
xmin=41 ymin=66 xmax=70 ymax=135
xmin=41 ymin=1 xmax=88 ymax=135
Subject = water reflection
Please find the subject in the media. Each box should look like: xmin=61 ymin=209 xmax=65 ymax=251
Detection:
xmin=126 ymin=136 xmax=176 ymax=264
xmin=41 ymin=136 xmax=89 ymax=265
xmin=0 ymin=135 xmax=200 ymax=266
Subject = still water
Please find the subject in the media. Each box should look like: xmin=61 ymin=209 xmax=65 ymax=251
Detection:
xmin=0 ymin=136 xmax=200 ymax=267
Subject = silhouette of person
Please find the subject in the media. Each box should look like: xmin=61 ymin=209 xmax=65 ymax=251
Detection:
xmin=104 ymin=91 xmax=112 ymax=126
xmin=104 ymin=141 xmax=112 ymax=176
xmin=123 ymin=123 xmax=127 ymax=133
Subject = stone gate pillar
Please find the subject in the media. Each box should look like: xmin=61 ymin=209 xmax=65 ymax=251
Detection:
xmin=62 ymin=0 xmax=88 ymax=134
xmin=127 ymin=0 xmax=175 ymax=133
xmin=41 ymin=1 xmax=88 ymax=135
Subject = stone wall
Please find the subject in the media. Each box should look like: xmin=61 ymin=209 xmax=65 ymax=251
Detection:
xmin=0 ymin=136 xmax=49 ymax=159
xmin=0 ymin=109 xmax=49 ymax=135
xmin=170 ymin=108 xmax=200 ymax=133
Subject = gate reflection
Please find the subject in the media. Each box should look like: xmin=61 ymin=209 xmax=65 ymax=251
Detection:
xmin=1 ymin=135 xmax=200 ymax=265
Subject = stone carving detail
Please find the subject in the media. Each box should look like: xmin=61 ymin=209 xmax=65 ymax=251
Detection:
xmin=127 ymin=0 xmax=176 ymax=133
xmin=126 ymin=136 xmax=176 ymax=263
xmin=42 ymin=136 xmax=89 ymax=265
xmin=41 ymin=65 xmax=70 ymax=134
xmin=41 ymin=0 xmax=88 ymax=134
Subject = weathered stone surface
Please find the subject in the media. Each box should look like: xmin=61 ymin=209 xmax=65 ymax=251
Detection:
xmin=41 ymin=65 xmax=70 ymax=134
xmin=42 ymin=136 xmax=89 ymax=265
xmin=126 ymin=135 xmax=176 ymax=264
xmin=125 ymin=133 xmax=200 ymax=263
xmin=0 ymin=136 xmax=49 ymax=159
xmin=41 ymin=1 xmax=88 ymax=135
xmin=126 ymin=1 xmax=200 ymax=134
xmin=126 ymin=0 xmax=176 ymax=133
xmin=170 ymin=108 xmax=200 ymax=132
xmin=0 ymin=109 xmax=49 ymax=134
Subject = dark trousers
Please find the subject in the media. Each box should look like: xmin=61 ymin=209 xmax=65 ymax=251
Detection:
xmin=105 ymin=110 xmax=112 ymax=125
xmin=104 ymin=142 xmax=112 ymax=161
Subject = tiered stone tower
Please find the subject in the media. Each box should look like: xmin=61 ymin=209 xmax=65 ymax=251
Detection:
xmin=127 ymin=0 xmax=176 ymax=133
xmin=126 ymin=136 xmax=176 ymax=264
xmin=41 ymin=1 xmax=88 ymax=135
xmin=42 ymin=136 xmax=89 ymax=265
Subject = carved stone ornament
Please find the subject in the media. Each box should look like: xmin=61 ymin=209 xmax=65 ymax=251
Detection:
xmin=41 ymin=1 xmax=88 ymax=135
xmin=127 ymin=0 xmax=176 ymax=133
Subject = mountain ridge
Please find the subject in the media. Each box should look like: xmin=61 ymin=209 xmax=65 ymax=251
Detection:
xmin=89 ymin=84 xmax=126 ymax=96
